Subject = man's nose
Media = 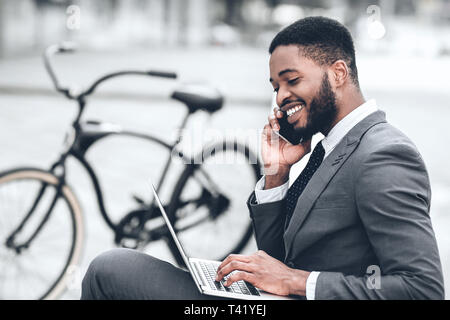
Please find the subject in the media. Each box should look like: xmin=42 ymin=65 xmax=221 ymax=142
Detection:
xmin=276 ymin=87 xmax=293 ymax=108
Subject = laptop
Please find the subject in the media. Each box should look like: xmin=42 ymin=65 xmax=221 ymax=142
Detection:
xmin=149 ymin=182 xmax=295 ymax=300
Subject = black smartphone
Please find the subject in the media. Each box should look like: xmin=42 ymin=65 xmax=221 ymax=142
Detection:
xmin=274 ymin=111 xmax=306 ymax=145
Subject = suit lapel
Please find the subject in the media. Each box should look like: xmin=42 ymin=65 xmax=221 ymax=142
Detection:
xmin=283 ymin=110 xmax=387 ymax=260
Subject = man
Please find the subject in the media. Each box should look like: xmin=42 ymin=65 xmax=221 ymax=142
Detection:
xmin=81 ymin=16 xmax=444 ymax=300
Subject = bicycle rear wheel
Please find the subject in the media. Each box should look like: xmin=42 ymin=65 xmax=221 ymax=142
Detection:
xmin=0 ymin=168 xmax=83 ymax=299
xmin=167 ymin=141 xmax=261 ymax=264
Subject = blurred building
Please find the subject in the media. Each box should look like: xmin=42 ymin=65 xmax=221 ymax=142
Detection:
xmin=0 ymin=0 xmax=449 ymax=58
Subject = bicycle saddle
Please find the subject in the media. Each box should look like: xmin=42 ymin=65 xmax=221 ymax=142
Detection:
xmin=171 ymin=84 xmax=224 ymax=113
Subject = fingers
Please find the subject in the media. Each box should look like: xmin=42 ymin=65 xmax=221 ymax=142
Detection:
xmin=216 ymin=251 xmax=268 ymax=284
xmin=262 ymin=124 xmax=272 ymax=137
xmin=263 ymin=107 xmax=284 ymax=146
xmin=216 ymin=254 xmax=250 ymax=280
xmin=224 ymin=271 xmax=255 ymax=287
xmin=268 ymin=107 xmax=283 ymax=131
xmin=262 ymin=125 xmax=281 ymax=150
xmin=262 ymin=124 xmax=274 ymax=144
xmin=273 ymin=106 xmax=283 ymax=119
xmin=218 ymin=254 xmax=251 ymax=269
xmin=216 ymin=260 xmax=255 ymax=283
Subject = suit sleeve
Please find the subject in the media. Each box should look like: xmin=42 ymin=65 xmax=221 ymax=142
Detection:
xmin=315 ymin=143 xmax=445 ymax=300
xmin=246 ymin=192 xmax=286 ymax=261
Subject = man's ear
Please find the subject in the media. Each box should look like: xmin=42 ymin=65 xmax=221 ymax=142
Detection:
xmin=329 ymin=60 xmax=349 ymax=88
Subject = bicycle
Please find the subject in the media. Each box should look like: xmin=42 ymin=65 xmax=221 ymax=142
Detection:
xmin=0 ymin=43 xmax=261 ymax=300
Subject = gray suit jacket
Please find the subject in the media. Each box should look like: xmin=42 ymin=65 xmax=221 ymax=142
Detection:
xmin=247 ymin=110 xmax=444 ymax=299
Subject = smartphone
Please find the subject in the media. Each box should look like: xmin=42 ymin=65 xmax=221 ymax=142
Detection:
xmin=274 ymin=111 xmax=306 ymax=145
xmin=270 ymin=93 xmax=307 ymax=145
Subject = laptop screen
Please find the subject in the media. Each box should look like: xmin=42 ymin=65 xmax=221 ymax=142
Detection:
xmin=148 ymin=182 xmax=193 ymax=270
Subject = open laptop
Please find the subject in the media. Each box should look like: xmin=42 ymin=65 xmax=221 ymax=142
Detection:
xmin=149 ymin=182 xmax=295 ymax=300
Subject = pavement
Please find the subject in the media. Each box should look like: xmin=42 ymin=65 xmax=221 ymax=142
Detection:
xmin=1 ymin=46 xmax=450 ymax=299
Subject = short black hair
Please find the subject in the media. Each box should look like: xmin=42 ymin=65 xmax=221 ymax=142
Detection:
xmin=269 ymin=16 xmax=359 ymax=87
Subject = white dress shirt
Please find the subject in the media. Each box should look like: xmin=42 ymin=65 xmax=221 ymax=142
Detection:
xmin=254 ymin=99 xmax=378 ymax=300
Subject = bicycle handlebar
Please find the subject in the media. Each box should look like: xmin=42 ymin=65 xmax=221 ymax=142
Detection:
xmin=146 ymin=70 xmax=177 ymax=79
xmin=43 ymin=43 xmax=76 ymax=98
xmin=43 ymin=43 xmax=178 ymax=100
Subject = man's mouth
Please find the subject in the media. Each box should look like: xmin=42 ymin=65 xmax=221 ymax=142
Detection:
xmin=285 ymin=104 xmax=305 ymax=118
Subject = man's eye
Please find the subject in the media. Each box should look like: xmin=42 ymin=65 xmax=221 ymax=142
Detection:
xmin=288 ymin=78 xmax=299 ymax=85
xmin=273 ymin=87 xmax=279 ymax=93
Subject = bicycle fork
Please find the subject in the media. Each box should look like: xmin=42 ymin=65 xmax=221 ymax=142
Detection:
xmin=5 ymin=165 xmax=66 ymax=254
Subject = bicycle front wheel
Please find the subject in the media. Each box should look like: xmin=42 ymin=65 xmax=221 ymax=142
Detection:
xmin=167 ymin=141 xmax=261 ymax=263
xmin=0 ymin=168 xmax=84 ymax=300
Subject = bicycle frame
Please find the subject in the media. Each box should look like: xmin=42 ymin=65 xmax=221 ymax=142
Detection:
xmin=61 ymin=113 xmax=193 ymax=233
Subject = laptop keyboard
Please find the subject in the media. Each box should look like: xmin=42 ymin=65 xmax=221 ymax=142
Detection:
xmin=197 ymin=261 xmax=260 ymax=296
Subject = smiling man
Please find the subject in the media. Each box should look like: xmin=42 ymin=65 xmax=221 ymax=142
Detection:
xmin=215 ymin=16 xmax=444 ymax=300
xmin=81 ymin=16 xmax=444 ymax=300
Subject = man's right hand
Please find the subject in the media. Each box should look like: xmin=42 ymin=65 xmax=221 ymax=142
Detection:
xmin=262 ymin=107 xmax=312 ymax=189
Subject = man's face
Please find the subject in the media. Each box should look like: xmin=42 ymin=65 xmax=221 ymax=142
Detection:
xmin=269 ymin=45 xmax=338 ymax=138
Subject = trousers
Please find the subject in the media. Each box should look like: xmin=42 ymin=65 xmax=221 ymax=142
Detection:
xmin=80 ymin=248 xmax=219 ymax=300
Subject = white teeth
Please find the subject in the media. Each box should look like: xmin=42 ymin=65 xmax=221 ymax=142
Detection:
xmin=286 ymin=105 xmax=304 ymax=117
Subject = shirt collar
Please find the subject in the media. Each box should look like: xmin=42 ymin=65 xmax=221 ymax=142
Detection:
xmin=321 ymin=99 xmax=378 ymax=157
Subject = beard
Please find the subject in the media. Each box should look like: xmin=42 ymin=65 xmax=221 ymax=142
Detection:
xmin=294 ymin=72 xmax=338 ymax=140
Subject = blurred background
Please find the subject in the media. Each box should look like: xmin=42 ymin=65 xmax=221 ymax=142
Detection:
xmin=0 ymin=0 xmax=449 ymax=299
